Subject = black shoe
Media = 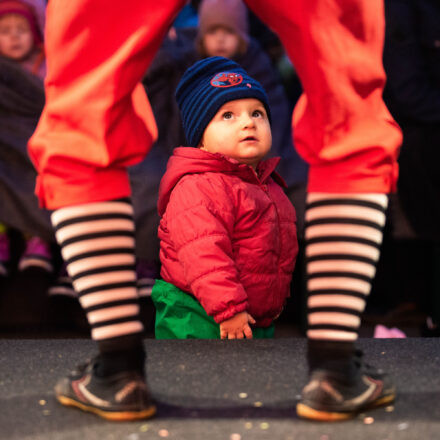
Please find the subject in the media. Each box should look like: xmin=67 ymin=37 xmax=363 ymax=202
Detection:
xmin=55 ymin=358 xmax=156 ymax=421
xmin=297 ymin=351 xmax=396 ymax=421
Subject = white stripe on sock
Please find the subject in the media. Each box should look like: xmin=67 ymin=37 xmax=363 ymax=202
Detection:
xmin=91 ymin=321 xmax=144 ymax=340
xmin=308 ymin=277 xmax=371 ymax=294
xmin=60 ymin=236 xmax=135 ymax=261
xmin=308 ymin=260 xmax=376 ymax=278
xmin=307 ymin=329 xmax=358 ymax=341
xmin=73 ymin=270 xmax=136 ymax=292
xmin=308 ymin=294 xmax=366 ymax=311
xmin=68 ymin=254 xmax=135 ymax=277
xmin=305 ymin=224 xmax=383 ymax=243
xmin=306 ymin=242 xmax=380 ymax=261
xmin=306 ymin=205 xmax=386 ymax=226
xmin=308 ymin=312 xmax=361 ymax=327
xmin=55 ymin=219 xmax=134 ymax=243
xmin=87 ymin=305 xmax=140 ymax=325
xmin=79 ymin=287 xmax=139 ymax=308
xmin=51 ymin=201 xmax=133 ymax=225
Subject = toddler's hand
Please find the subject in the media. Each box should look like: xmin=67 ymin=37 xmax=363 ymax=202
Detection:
xmin=220 ymin=311 xmax=256 ymax=339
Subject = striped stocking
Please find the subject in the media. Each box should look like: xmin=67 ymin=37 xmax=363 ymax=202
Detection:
xmin=305 ymin=193 xmax=388 ymax=370
xmin=51 ymin=199 xmax=144 ymax=355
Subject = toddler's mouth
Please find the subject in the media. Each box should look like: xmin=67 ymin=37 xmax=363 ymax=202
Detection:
xmin=242 ymin=136 xmax=257 ymax=142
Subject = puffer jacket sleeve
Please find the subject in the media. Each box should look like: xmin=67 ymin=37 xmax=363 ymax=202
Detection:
xmin=165 ymin=175 xmax=248 ymax=323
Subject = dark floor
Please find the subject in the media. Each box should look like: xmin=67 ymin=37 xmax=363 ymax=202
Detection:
xmin=1 ymin=338 xmax=439 ymax=440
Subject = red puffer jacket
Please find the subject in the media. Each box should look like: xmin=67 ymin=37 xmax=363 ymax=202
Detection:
xmin=157 ymin=147 xmax=298 ymax=327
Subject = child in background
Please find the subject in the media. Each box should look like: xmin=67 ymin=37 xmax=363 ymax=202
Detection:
xmin=152 ymin=56 xmax=298 ymax=339
xmin=0 ymin=0 xmax=45 ymax=78
xmin=196 ymin=0 xmax=248 ymax=59
xmin=0 ymin=0 xmax=52 ymax=275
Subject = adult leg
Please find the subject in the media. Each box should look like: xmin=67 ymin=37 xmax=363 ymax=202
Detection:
xmin=28 ymin=0 xmax=185 ymax=420
xmin=246 ymin=0 xmax=402 ymax=420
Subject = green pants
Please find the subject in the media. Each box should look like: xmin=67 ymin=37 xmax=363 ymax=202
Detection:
xmin=151 ymin=280 xmax=274 ymax=339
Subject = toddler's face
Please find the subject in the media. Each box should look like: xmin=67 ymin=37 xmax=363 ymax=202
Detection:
xmin=202 ymin=26 xmax=241 ymax=59
xmin=0 ymin=13 xmax=34 ymax=61
xmin=200 ymin=98 xmax=271 ymax=169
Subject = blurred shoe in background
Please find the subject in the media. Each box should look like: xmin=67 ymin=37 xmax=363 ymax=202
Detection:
xmin=18 ymin=236 xmax=54 ymax=273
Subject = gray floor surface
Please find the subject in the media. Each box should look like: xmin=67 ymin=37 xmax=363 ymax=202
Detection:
xmin=0 ymin=338 xmax=439 ymax=440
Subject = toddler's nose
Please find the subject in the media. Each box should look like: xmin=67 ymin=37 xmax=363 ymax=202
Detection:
xmin=241 ymin=113 xmax=255 ymax=128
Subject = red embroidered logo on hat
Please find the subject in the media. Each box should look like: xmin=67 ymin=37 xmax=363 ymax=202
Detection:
xmin=211 ymin=72 xmax=243 ymax=88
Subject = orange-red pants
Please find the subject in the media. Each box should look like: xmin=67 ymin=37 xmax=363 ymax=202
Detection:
xmin=28 ymin=0 xmax=402 ymax=210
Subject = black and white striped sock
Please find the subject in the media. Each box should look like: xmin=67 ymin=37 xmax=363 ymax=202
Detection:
xmin=305 ymin=193 xmax=388 ymax=344
xmin=51 ymin=199 xmax=144 ymax=354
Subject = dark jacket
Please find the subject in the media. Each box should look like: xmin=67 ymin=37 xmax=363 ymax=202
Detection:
xmin=0 ymin=56 xmax=53 ymax=240
xmin=383 ymin=0 xmax=440 ymax=240
xmin=158 ymin=147 xmax=298 ymax=327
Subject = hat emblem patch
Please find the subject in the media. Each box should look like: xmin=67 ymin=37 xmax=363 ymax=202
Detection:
xmin=211 ymin=72 xmax=243 ymax=88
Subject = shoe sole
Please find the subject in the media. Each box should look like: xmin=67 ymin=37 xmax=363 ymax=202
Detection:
xmin=57 ymin=395 xmax=156 ymax=421
xmin=296 ymin=393 xmax=396 ymax=421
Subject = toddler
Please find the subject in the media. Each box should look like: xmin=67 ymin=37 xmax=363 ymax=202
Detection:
xmin=152 ymin=56 xmax=298 ymax=339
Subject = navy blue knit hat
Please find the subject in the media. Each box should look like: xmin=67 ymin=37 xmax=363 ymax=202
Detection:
xmin=176 ymin=56 xmax=271 ymax=147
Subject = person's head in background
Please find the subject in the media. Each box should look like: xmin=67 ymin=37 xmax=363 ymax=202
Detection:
xmin=0 ymin=0 xmax=45 ymax=77
xmin=197 ymin=0 xmax=249 ymax=59
xmin=176 ymin=56 xmax=272 ymax=170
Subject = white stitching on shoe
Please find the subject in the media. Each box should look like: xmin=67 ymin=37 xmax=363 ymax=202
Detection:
xmin=321 ymin=381 xmax=343 ymax=402
xmin=344 ymin=375 xmax=380 ymax=406
xmin=77 ymin=374 xmax=111 ymax=408
xmin=115 ymin=381 xmax=146 ymax=403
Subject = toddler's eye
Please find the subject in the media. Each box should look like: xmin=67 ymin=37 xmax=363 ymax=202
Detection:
xmin=222 ymin=111 xmax=233 ymax=120
xmin=252 ymin=109 xmax=264 ymax=118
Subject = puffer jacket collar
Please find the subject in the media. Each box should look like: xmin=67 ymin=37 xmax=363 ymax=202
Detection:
xmin=158 ymin=147 xmax=286 ymax=216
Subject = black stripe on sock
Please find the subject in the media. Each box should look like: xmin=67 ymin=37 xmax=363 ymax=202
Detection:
xmin=306 ymin=198 xmax=386 ymax=212
xmin=90 ymin=315 xmax=142 ymax=329
xmin=308 ymin=323 xmax=358 ymax=333
xmin=78 ymin=281 xmax=136 ymax=296
xmin=305 ymin=217 xmax=383 ymax=230
xmin=308 ymin=306 xmax=362 ymax=316
xmin=306 ymin=254 xmax=376 ymax=265
xmin=65 ymin=248 xmax=134 ymax=265
xmin=59 ymin=230 xmax=135 ymax=247
xmin=55 ymin=213 xmax=133 ymax=231
xmin=71 ymin=264 xmax=136 ymax=282
xmin=307 ymin=271 xmax=372 ymax=282
xmin=305 ymin=236 xmax=381 ymax=248
xmin=84 ymin=298 xmax=140 ymax=313
xmin=308 ymin=289 xmax=367 ymax=299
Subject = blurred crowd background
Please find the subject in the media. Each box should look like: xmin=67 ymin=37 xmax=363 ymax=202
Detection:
xmin=0 ymin=0 xmax=439 ymax=338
